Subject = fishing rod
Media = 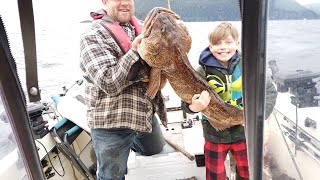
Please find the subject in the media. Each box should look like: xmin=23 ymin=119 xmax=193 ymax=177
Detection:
xmin=273 ymin=113 xmax=303 ymax=180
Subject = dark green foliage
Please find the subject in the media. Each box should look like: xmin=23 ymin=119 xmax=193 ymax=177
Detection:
xmin=135 ymin=0 xmax=241 ymax=21
xmin=134 ymin=0 xmax=319 ymax=21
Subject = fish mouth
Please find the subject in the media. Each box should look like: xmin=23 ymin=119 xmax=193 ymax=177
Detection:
xmin=138 ymin=43 xmax=149 ymax=63
xmin=137 ymin=44 xmax=144 ymax=60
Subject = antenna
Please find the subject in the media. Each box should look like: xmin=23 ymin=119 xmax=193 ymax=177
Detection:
xmin=61 ymin=79 xmax=84 ymax=96
xmin=168 ymin=0 xmax=171 ymax=10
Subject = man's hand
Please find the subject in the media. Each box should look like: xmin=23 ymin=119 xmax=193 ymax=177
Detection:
xmin=132 ymin=34 xmax=143 ymax=52
xmin=189 ymin=90 xmax=210 ymax=112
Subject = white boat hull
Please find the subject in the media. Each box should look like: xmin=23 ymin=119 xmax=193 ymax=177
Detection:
xmin=267 ymin=92 xmax=320 ymax=180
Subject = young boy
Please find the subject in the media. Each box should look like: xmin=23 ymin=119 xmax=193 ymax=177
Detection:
xmin=182 ymin=22 xmax=277 ymax=180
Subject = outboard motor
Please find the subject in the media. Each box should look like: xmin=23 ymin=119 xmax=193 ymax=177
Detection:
xmin=27 ymin=103 xmax=49 ymax=139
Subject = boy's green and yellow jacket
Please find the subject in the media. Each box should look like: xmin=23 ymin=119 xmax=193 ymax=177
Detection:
xmin=183 ymin=47 xmax=245 ymax=144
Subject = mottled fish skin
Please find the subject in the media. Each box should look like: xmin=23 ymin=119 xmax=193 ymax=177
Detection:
xmin=138 ymin=7 xmax=244 ymax=130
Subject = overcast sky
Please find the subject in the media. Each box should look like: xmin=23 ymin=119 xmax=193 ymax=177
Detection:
xmin=297 ymin=0 xmax=320 ymax=4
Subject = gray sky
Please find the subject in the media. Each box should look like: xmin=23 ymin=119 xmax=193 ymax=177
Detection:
xmin=297 ymin=0 xmax=320 ymax=4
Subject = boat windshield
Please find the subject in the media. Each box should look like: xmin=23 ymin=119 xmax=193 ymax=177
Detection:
xmin=0 ymin=95 xmax=28 ymax=179
xmin=264 ymin=3 xmax=320 ymax=179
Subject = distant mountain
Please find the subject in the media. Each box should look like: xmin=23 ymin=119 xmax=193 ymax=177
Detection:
xmin=304 ymin=3 xmax=320 ymax=16
xmin=134 ymin=0 xmax=241 ymax=21
xmin=134 ymin=0 xmax=319 ymax=21
xmin=269 ymin=0 xmax=319 ymax=20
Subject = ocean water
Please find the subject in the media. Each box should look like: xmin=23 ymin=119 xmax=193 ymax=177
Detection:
xmin=1 ymin=0 xmax=320 ymax=100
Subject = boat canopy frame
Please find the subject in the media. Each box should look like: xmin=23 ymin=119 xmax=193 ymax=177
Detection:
xmin=241 ymin=0 xmax=269 ymax=179
xmin=0 ymin=0 xmax=269 ymax=179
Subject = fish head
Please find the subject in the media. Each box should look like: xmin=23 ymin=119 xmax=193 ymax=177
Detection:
xmin=138 ymin=7 xmax=192 ymax=70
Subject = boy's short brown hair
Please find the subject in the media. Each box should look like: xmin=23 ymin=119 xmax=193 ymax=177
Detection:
xmin=208 ymin=22 xmax=239 ymax=45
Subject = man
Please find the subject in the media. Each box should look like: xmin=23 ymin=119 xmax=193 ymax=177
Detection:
xmin=79 ymin=0 xmax=167 ymax=179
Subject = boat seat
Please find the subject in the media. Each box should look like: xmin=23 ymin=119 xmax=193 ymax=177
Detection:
xmin=51 ymin=118 xmax=95 ymax=180
xmin=56 ymin=95 xmax=91 ymax=133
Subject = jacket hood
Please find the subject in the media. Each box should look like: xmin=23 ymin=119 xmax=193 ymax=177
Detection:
xmin=199 ymin=47 xmax=239 ymax=69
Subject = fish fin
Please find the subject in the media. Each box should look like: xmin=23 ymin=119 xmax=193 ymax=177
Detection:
xmin=146 ymin=68 xmax=161 ymax=99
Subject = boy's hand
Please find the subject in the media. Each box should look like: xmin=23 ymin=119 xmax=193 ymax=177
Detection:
xmin=189 ymin=90 xmax=210 ymax=112
xmin=132 ymin=34 xmax=143 ymax=52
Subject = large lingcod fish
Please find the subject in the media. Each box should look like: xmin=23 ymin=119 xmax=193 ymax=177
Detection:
xmin=138 ymin=7 xmax=244 ymax=130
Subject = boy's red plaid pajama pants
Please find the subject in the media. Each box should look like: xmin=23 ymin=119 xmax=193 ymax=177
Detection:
xmin=204 ymin=140 xmax=249 ymax=180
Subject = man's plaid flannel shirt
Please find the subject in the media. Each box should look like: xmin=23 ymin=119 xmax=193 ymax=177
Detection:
xmin=80 ymin=19 xmax=167 ymax=132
